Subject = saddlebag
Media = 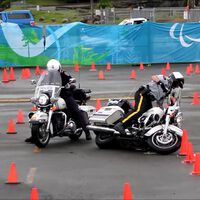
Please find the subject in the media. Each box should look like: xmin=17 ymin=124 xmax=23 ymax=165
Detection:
xmin=107 ymin=99 xmax=133 ymax=114
xmin=79 ymin=105 xmax=96 ymax=118
xmin=89 ymin=106 xmax=124 ymax=125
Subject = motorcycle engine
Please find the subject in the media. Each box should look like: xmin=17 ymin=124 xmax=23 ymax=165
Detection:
xmin=52 ymin=113 xmax=65 ymax=132
xmin=138 ymin=107 xmax=164 ymax=128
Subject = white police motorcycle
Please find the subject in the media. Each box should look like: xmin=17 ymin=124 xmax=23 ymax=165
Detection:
xmin=28 ymin=70 xmax=95 ymax=148
xmin=88 ymin=88 xmax=183 ymax=155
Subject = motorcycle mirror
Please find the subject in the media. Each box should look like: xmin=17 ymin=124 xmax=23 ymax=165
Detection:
xmin=30 ymin=97 xmax=37 ymax=103
xmin=31 ymin=79 xmax=37 ymax=85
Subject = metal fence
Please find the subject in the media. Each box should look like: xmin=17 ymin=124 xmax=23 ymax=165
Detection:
xmin=100 ymin=7 xmax=200 ymax=24
xmin=9 ymin=2 xmax=200 ymax=24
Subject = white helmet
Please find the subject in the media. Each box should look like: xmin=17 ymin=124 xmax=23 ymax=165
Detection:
xmin=47 ymin=59 xmax=61 ymax=71
xmin=168 ymin=72 xmax=184 ymax=89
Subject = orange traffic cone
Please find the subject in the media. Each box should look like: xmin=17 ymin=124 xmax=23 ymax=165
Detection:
xmin=74 ymin=64 xmax=79 ymax=72
xmin=6 ymin=162 xmax=20 ymax=184
xmin=96 ymin=99 xmax=101 ymax=111
xmin=195 ymin=64 xmax=200 ymax=74
xmin=161 ymin=68 xmax=166 ymax=76
xmin=179 ymin=129 xmax=189 ymax=156
xmin=9 ymin=67 xmax=16 ymax=81
xmin=139 ymin=62 xmax=144 ymax=70
xmin=183 ymin=142 xmax=195 ymax=163
xmin=189 ymin=63 xmax=194 ymax=73
xmin=186 ymin=66 xmax=191 ymax=76
xmin=130 ymin=70 xmax=136 ymax=79
xmin=21 ymin=68 xmax=27 ymax=79
xmin=191 ymin=152 xmax=200 ymax=175
xmin=21 ymin=68 xmax=31 ymax=79
xmin=35 ymin=65 xmax=41 ymax=75
xmin=166 ymin=62 xmax=170 ymax=70
xmin=98 ymin=70 xmax=104 ymax=80
xmin=26 ymin=68 xmax=31 ymax=78
xmin=106 ymin=63 xmax=111 ymax=71
xmin=192 ymin=91 xmax=199 ymax=105
xmin=16 ymin=110 xmax=25 ymax=124
xmin=90 ymin=62 xmax=96 ymax=71
xmin=123 ymin=182 xmax=133 ymax=200
xmin=41 ymin=69 xmax=47 ymax=75
xmin=2 ymin=68 xmax=9 ymax=83
xmin=132 ymin=101 xmax=135 ymax=108
xmin=30 ymin=187 xmax=39 ymax=200
xmin=6 ymin=119 xmax=17 ymax=134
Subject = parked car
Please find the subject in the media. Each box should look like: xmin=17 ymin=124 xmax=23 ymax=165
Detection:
xmin=0 ymin=10 xmax=35 ymax=26
xmin=119 ymin=18 xmax=148 ymax=25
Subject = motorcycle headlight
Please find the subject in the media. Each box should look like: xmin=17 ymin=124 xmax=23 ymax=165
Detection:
xmin=38 ymin=94 xmax=49 ymax=105
xmin=175 ymin=112 xmax=183 ymax=127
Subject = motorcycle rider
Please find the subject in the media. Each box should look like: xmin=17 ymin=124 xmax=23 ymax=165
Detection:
xmin=25 ymin=59 xmax=92 ymax=142
xmin=114 ymin=72 xmax=184 ymax=135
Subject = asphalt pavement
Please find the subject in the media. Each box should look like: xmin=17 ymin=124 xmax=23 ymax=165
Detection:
xmin=1 ymin=63 xmax=199 ymax=101
xmin=0 ymin=63 xmax=200 ymax=200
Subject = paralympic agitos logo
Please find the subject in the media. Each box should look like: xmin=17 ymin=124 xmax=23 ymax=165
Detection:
xmin=170 ymin=23 xmax=200 ymax=48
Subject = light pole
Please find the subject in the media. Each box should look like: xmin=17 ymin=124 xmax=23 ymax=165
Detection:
xmin=90 ymin=0 xmax=94 ymax=22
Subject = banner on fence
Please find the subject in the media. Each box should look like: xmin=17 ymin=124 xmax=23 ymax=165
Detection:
xmin=0 ymin=21 xmax=200 ymax=66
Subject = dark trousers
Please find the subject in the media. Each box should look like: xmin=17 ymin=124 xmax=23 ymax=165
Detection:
xmin=121 ymin=87 xmax=152 ymax=128
xmin=63 ymin=95 xmax=90 ymax=134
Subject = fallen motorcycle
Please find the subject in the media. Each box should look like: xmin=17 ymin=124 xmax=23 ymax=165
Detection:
xmin=28 ymin=70 xmax=95 ymax=148
xmin=88 ymin=88 xmax=183 ymax=155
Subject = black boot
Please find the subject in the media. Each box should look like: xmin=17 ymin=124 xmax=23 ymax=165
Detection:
xmin=25 ymin=136 xmax=34 ymax=143
xmin=114 ymin=122 xmax=126 ymax=135
xmin=85 ymin=131 xmax=92 ymax=140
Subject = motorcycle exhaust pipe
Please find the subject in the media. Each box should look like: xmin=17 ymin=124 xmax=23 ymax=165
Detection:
xmin=87 ymin=125 xmax=118 ymax=134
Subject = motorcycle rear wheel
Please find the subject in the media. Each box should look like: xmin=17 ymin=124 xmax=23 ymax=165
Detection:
xmin=95 ymin=131 xmax=115 ymax=149
xmin=31 ymin=123 xmax=50 ymax=148
xmin=147 ymin=130 xmax=181 ymax=155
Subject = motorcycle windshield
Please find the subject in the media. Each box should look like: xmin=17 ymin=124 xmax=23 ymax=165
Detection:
xmin=34 ymin=71 xmax=62 ymax=98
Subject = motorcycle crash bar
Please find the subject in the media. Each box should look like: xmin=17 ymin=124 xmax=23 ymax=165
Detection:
xmin=87 ymin=125 xmax=120 ymax=135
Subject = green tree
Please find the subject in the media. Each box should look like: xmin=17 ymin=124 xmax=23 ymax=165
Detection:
xmin=97 ymin=0 xmax=112 ymax=9
xmin=22 ymin=28 xmax=40 ymax=47
xmin=0 ymin=0 xmax=10 ymax=10
xmin=184 ymin=0 xmax=196 ymax=8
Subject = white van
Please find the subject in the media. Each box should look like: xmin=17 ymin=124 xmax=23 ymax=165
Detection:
xmin=119 ymin=18 xmax=148 ymax=25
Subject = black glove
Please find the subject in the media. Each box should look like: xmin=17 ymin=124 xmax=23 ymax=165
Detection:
xmin=70 ymin=84 xmax=76 ymax=91
xmin=148 ymin=94 xmax=155 ymax=101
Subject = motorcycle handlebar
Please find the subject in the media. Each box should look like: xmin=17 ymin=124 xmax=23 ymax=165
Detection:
xmin=83 ymin=89 xmax=91 ymax=94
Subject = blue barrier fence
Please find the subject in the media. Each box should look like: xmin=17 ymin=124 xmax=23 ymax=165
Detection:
xmin=0 ymin=21 xmax=200 ymax=67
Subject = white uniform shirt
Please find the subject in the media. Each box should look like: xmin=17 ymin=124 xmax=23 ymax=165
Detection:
xmin=147 ymin=75 xmax=171 ymax=107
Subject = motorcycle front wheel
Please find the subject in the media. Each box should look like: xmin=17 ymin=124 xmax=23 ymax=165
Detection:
xmin=31 ymin=123 xmax=50 ymax=148
xmin=147 ymin=130 xmax=181 ymax=155
xmin=95 ymin=131 xmax=116 ymax=149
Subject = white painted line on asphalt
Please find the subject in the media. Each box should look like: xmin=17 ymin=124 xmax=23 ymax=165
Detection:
xmin=26 ymin=167 xmax=37 ymax=184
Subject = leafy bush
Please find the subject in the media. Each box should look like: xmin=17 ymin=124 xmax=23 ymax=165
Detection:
xmin=97 ymin=0 xmax=112 ymax=9
xmin=0 ymin=0 xmax=10 ymax=10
